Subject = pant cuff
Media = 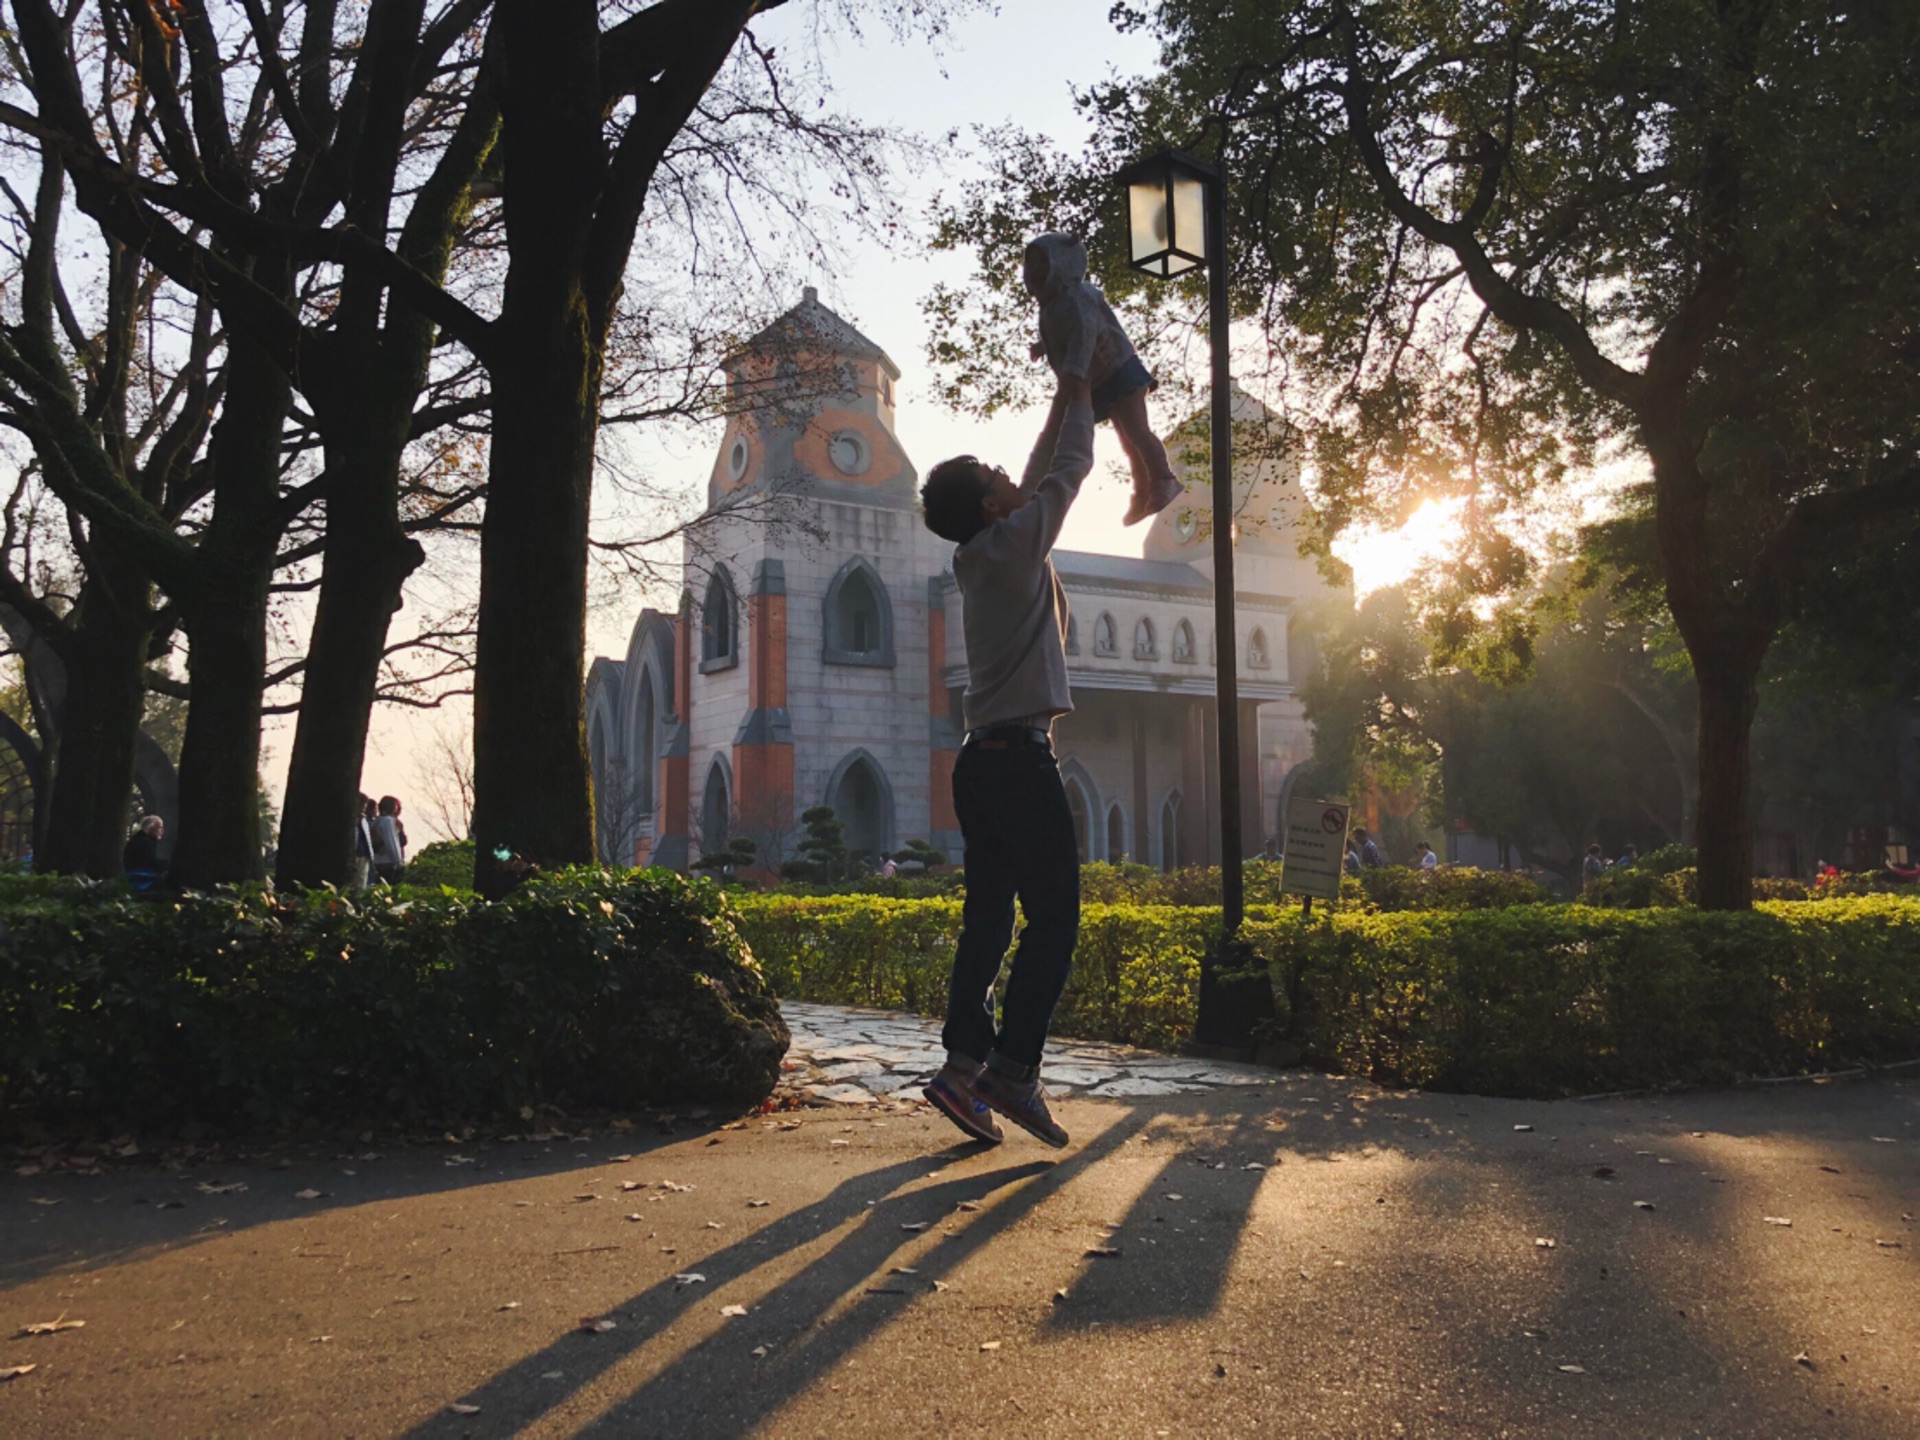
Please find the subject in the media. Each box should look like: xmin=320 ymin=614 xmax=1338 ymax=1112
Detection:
xmin=985 ymin=1050 xmax=1036 ymax=1083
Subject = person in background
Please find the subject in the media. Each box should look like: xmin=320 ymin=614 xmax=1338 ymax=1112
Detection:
xmin=880 ymin=856 xmax=898 ymax=879
xmin=1582 ymin=843 xmax=1606 ymax=889
xmin=1260 ymin=836 xmax=1279 ymax=861
xmin=1814 ymin=858 xmax=1840 ymax=887
xmin=123 ymin=815 xmax=164 ymax=890
xmin=1616 ymin=842 xmax=1639 ymax=867
xmin=1415 ymin=841 xmax=1438 ymax=871
xmin=1343 ymin=837 xmax=1362 ymax=876
xmin=1354 ymin=826 xmax=1383 ymax=868
xmin=351 ymin=796 xmax=376 ymax=888
xmin=371 ymin=796 xmax=407 ymax=884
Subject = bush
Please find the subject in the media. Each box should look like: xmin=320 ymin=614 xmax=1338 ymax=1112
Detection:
xmin=733 ymin=891 xmax=1920 ymax=1097
xmin=1351 ymin=865 xmax=1553 ymax=912
xmin=403 ymin=838 xmax=476 ymax=893
xmin=0 ymin=868 xmax=787 ymax=1130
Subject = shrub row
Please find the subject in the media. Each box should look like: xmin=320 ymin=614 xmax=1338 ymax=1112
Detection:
xmin=731 ymin=892 xmax=1920 ymax=1096
xmin=0 ymin=869 xmax=786 ymax=1130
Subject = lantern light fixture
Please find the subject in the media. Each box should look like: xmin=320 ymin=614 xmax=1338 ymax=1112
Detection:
xmin=1116 ymin=148 xmax=1217 ymax=277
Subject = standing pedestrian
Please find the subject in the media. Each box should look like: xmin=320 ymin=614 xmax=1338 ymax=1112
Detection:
xmin=1581 ymin=843 xmax=1606 ymax=890
xmin=371 ymin=796 xmax=407 ymax=884
xmin=351 ymin=796 xmax=376 ymax=889
xmin=1354 ymin=826 xmax=1383 ymax=868
xmin=123 ymin=815 xmax=164 ymax=891
xmin=1415 ymin=841 xmax=1438 ymax=871
xmin=914 ymin=371 xmax=1097 ymax=1149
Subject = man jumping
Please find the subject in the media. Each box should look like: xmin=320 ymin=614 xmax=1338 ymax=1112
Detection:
xmin=915 ymin=375 xmax=1095 ymax=1148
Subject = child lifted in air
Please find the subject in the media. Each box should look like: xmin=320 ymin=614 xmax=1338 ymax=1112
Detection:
xmin=1023 ymin=232 xmax=1181 ymax=526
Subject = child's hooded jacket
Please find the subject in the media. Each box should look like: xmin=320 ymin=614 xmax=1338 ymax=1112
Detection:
xmin=1029 ymin=232 xmax=1135 ymax=387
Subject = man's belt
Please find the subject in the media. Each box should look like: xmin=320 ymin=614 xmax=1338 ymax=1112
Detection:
xmin=963 ymin=723 xmax=1052 ymax=750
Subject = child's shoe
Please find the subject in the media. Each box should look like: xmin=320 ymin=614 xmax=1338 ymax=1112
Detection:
xmin=971 ymin=1066 xmax=1070 ymax=1148
xmin=924 ymin=1061 xmax=1003 ymax=1144
xmin=1124 ymin=474 xmax=1184 ymax=527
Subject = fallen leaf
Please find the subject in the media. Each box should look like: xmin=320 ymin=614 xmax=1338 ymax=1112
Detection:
xmin=1634 ymin=1200 xmax=1656 ymax=1210
xmin=955 ymin=1201 xmax=981 ymax=1212
xmin=719 ymin=1304 xmax=747 ymax=1318
xmin=1820 ymin=1165 xmax=1841 ymax=1174
xmin=1592 ymin=1166 xmax=1615 ymax=1178
xmin=1876 ymin=1239 xmax=1903 ymax=1248
xmin=540 ymin=1370 xmax=564 ymax=1380
xmin=619 ymin=1181 xmax=643 ymax=1192
xmin=1052 ymin=1289 xmax=1069 ymax=1305
xmin=1513 ymin=1124 xmax=1534 ymax=1133
xmin=1242 ymin=1162 xmax=1265 ymax=1171
xmin=195 ymin=1181 xmax=246 ymax=1196
xmin=747 ymin=1199 xmax=770 ymax=1208
xmin=0 ymin=1365 xmax=36 ymax=1380
xmin=448 ymin=1403 xmax=482 ymax=1416
xmin=1795 ymin=1352 xmax=1816 ymax=1369
xmin=1764 ymin=1216 xmax=1793 ymax=1227
xmin=979 ymin=1340 xmax=1001 ymax=1352
xmin=1871 ymin=1137 xmax=1896 ymax=1143
xmin=1163 ymin=1193 xmax=1184 ymax=1202
xmin=703 ymin=1221 xmax=722 ymax=1230
xmin=930 ymin=1280 xmax=950 ymax=1292
xmin=673 ymin=1273 xmax=707 ymax=1286
xmin=829 ymin=1140 xmax=850 ymax=1148
xmin=294 ymin=1189 xmax=323 ymax=1201
xmin=752 ymin=1345 xmax=769 ymax=1358
xmin=579 ymin=1317 xmax=617 ymax=1334
xmin=15 ymin=1165 xmax=41 ymax=1177
xmin=1558 ymin=1364 xmax=1586 ymax=1375
xmin=574 ymin=1193 xmax=599 ymax=1203
xmin=1534 ymin=1238 xmax=1556 ymax=1249
xmin=657 ymin=1181 xmax=693 ymax=1193
xmin=1084 ymin=1246 xmax=1122 ymax=1258
xmin=625 ymin=1213 xmax=643 ymax=1222
xmin=17 ymin=1318 xmax=84 ymax=1336
xmin=27 ymin=1198 xmax=57 ymax=1207
xmin=891 ymin=1266 xmax=919 ymax=1276
xmin=496 ymin=1302 xmax=520 ymax=1311
xmin=900 ymin=1221 xmax=930 ymax=1232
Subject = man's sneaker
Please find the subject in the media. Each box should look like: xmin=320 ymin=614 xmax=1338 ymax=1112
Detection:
xmin=971 ymin=1068 xmax=1070 ymax=1148
xmin=923 ymin=1065 xmax=1002 ymax=1144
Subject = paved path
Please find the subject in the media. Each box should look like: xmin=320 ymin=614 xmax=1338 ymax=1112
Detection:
xmin=1 ymin=1003 xmax=1916 ymax=1438
xmin=781 ymin=1000 xmax=1279 ymax=1107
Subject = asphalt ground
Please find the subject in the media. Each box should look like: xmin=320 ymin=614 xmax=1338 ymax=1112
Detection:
xmin=2 ymin=1073 xmax=1916 ymax=1438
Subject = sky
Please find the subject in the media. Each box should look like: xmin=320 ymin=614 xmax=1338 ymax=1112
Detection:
xmin=323 ymin=1 xmax=1456 ymax=846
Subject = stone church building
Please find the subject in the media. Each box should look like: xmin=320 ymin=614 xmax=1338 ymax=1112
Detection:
xmin=587 ymin=289 xmax=1337 ymax=873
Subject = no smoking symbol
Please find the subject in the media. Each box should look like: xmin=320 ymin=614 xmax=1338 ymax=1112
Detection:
xmin=1320 ymin=807 xmax=1346 ymax=834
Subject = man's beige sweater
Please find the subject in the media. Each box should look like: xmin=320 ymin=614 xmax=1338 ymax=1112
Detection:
xmin=952 ymin=401 xmax=1095 ymax=733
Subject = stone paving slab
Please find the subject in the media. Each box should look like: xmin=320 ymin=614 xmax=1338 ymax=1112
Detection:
xmin=779 ymin=1000 xmax=1280 ymax=1107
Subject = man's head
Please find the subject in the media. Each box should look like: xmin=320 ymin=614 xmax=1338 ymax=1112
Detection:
xmin=140 ymin=814 xmax=163 ymax=839
xmin=1353 ymin=827 xmax=1369 ymax=842
xmin=379 ymin=795 xmax=399 ymax=816
xmin=920 ymin=455 xmax=1026 ymax=545
xmin=1587 ymin=842 xmax=1602 ymax=857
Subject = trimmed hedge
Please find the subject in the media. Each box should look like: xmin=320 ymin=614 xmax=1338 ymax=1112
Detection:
xmin=0 ymin=868 xmax=787 ymax=1129
xmin=731 ymin=892 xmax=1920 ymax=1097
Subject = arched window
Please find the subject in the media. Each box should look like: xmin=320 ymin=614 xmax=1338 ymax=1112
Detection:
xmin=1171 ymin=619 xmax=1195 ymax=663
xmin=700 ymin=757 xmax=730 ymax=856
xmin=1093 ymin=613 xmax=1118 ymax=656
xmin=701 ymin=568 xmax=737 ymax=671
xmin=632 ymin=668 xmax=657 ymax=813
xmin=1065 ymin=777 xmax=1090 ymax=863
xmin=1159 ymin=790 xmax=1181 ymax=872
xmin=1134 ymin=617 xmax=1157 ymax=660
xmin=1248 ymin=627 xmax=1270 ymax=669
xmin=1064 ymin=614 xmax=1079 ymax=656
xmin=828 ymin=750 xmax=894 ymax=860
xmin=1106 ymin=803 xmax=1129 ymax=864
xmin=823 ymin=557 xmax=894 ymax=667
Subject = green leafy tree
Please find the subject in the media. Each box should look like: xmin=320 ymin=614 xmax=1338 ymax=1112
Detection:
xmin=780 ymin=805 xmax=851 ymax=883
xmin=692 ymin=835 xmax=758 ymax=875
xmin=891 ymin=837 xmax=949 ymax=869
xmin=925 ymin=0 xmax=1920 ymax=909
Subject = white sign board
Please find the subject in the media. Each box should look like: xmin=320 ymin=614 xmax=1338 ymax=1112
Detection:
xmin=1282 ymin=797 xmax=1351 ymax=902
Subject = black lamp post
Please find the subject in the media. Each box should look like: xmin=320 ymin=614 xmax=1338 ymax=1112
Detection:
xmin=1117 ymin=149 xmax=1245 ymax=938
xmin=1119 ymin=147 xmax=1271 ymax=1051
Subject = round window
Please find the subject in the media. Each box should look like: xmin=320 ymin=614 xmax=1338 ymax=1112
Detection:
xmin=828 ymin=430 xmax=871 ymax=476
xmin=727 ymin=436 xmax=749 ymax=480
xmin=1175 ymin=508 xmax=1198 ymax=540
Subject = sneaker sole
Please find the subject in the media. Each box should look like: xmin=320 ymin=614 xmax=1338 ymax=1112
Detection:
xmin=973 ymin=1087 xmax=1070 ymax=1149
xmin=923 ymin=1080 xmax=1002 ymax=1144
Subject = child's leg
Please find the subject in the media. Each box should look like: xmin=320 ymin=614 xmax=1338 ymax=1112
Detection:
xmin=1110 ymin=389 xmax=1181 ymax=525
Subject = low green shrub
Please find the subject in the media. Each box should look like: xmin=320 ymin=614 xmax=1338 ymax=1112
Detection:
xmin=0 ymin=868 xmax=786 ymax=1130
xmin=403 ymin=838 xmax=476 ymax=893
xmin=734 ymin=891 xmax=1920 ymax=1097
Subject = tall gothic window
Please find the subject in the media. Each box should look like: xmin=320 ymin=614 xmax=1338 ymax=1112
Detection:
xmin=1172 ymin=619 xmax=1195 ymax=663
xmin=823 ymin=557 xmax=894 ymax=667
xmin=1248 ymin=627 xmax=1271 ymax=669
xmin=701 ymin=569 xmax=737 ymax=670
xmin=1134 ymin=617 xmax=1157 ymax=660
xmin=1093 ymin=613 xmax=1118 ymax=656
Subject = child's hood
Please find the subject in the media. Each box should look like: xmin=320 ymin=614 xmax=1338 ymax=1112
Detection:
xmin=1028 ymin=232 xmax=1088 ymax=303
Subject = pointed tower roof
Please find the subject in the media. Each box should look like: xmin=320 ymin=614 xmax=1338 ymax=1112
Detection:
xmin=730 ymin=286 xmax=900 ymax=379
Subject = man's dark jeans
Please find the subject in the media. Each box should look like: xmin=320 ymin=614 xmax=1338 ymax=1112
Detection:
xmin=942 ymin=738 xmax=1080 ymax=1070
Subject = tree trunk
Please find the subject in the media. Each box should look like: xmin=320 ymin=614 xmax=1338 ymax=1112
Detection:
xmin=469 ymin=0 xmax=604 ymax=897
xmin=167 ymin=334 xmax=288 ymax=888
xmin=274 ymin=382 xmax=423 ymax=888
xmin=36 ymin=572 xmax=149 ymax=877
xmin=1692 ymin=653 xmax=1762 ymax=910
